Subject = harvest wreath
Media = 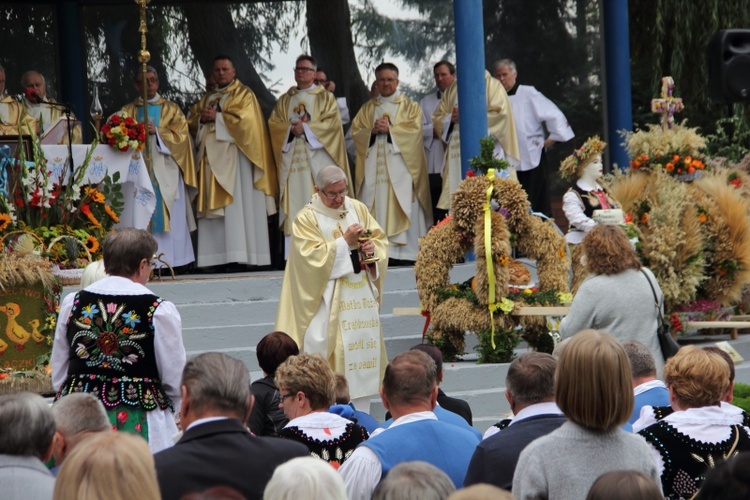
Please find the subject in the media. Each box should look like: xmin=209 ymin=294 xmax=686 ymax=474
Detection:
xmin=415 ymin=171 xmax=571 ymax=362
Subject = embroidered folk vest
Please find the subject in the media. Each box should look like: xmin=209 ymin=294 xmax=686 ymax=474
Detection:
xmin=57 ymin=290 xmax=172 ymax=411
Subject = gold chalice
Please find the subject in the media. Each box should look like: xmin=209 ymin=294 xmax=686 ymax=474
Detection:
xmin=358 ymin=229 xmax=379 ymax=264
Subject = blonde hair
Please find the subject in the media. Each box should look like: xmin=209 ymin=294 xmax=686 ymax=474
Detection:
xmin=555 ymin=330 xmax=633 ymax=431
xmin=275 ymin=354 xmax=335 ymax=410
xmin=664 ymin=345 xmax=730 ymax=408
xmin=54 ymin=432 xmax=160 ymax=500
xmin=80 ymin=260 xmax=108 ymax=289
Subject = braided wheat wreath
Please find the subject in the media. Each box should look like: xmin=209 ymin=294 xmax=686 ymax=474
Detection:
xmin=415 ymin=175 xmax=570 ymax=357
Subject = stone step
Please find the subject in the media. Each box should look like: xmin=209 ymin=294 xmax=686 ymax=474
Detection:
xmin=173 ymin=289 xmax=422 ymax=329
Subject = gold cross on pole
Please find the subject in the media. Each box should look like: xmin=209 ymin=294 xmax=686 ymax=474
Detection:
xmin=651 ymin=76 xmax=684 ymax=130
xmin=135 ymin=0 xmax=154 ymax=232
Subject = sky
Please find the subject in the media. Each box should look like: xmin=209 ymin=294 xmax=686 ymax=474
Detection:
xmin=265 ymin=0 xmax=427 ymax=95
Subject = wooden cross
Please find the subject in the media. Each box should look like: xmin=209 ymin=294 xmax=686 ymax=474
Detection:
xmin=651 ymin=76 xmax=684 ymax=130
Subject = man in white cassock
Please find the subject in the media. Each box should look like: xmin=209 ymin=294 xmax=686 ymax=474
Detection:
xmin=351 ymin=62 xmax=432 ymax=263
xmin=268 ymin=55 xmax=350 ymax=256
xmin=419 ymin=60 xmax=455 ymax=224
xmin=275 ymin=166 xmax=388 ymax=411
xmin=122 ymin=66 xmax=197 ymax=268
xmin=494 ymin=59 xmax=574 ymax=217
xmin=188 ymin=55 xmax=277 ymax=268
xmin=433 ymin=70 xmax=520 ymax=212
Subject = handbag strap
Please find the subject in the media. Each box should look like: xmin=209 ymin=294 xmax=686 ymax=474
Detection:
xmin=640 ymin=269 xmax=664 ymax=325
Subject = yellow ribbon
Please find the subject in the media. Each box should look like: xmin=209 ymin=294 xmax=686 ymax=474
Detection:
xmin=484 ymin=169 xmax=497 ymax=349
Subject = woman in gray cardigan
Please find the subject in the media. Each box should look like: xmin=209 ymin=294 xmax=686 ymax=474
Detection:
xmin=559 ymin=224 xmax=665 ymax=375
xmin=512 ymin=330 xmax=661 ymax=498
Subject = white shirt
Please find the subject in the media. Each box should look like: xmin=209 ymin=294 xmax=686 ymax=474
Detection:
xmin=508 ymin=85 xmax=574 ymax=172
xmin=483 ymin=401 xmax=563 ymax=439
xmin=339 ymin=411 xmax=437 ymax=500
xmin=634 ymin=379 xmax=667 ymax=397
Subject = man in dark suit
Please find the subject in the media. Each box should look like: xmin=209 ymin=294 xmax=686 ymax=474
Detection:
xmin=463 ymin=352 xmax=566 ymax=490
xmin=154 ymin=352 xmax=308 ymax=500
xmin=411 ymin=344 xmax=473 ymax=425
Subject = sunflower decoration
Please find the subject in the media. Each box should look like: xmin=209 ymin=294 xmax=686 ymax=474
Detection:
xmin=85 ymin=235 xmax=100 ymax=254
xmin=0 ymin=130 xmax=123 ymax=267
xmin=0 ymin=213 xmax=11 ymax=232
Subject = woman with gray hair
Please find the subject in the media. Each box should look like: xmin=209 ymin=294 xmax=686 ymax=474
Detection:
xmin=51 ymin=228 xmax=186 ymax=453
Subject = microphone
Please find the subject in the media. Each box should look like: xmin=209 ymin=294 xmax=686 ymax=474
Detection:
xmin=25 ymin=88 xmax=44 ymax=105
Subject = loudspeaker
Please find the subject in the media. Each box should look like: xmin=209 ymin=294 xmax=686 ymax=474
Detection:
xmin=708 ymin=29 xmax=750 ymax=104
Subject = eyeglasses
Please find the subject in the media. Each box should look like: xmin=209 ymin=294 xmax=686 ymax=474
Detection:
xmin=321 ymin=189 xmax=347 ymax=200
xmin=294 ymin=67 xmax=315 ymax=73
xmin=314 ymin=79 xmax=328 ymax=85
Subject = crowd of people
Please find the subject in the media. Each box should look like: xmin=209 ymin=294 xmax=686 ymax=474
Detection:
xmin=0 ymin=52 xmax=573 ymax=272
xmin=4 ymin=323 xmax=748 ymax=499
xmin=4 ymin=56 xmax=750 ymax=500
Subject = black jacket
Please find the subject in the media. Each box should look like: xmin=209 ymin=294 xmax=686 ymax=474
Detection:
xmin=154 ymin=418 xmax=308 ymax=500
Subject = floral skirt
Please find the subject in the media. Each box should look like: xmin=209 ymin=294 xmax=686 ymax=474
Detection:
xmin=108 ymin=404 xmax=149 ymax=442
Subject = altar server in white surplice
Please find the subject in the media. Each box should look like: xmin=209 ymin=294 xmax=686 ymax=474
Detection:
xmin=494 ymin=59 xmax=574 ymax=217
xmin=419 ymin=60 xmax=455 ymax=224
xmin=122 ymin=66 xmax=197 ymax=268
xmin=351 ymin=62 xmax=432 ymax=263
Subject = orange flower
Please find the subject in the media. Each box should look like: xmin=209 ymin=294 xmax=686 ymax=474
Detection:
xmin=641 ymin=213 xmax=649 ymax=224
xmin=684 ymin=156 xmax=692 ymax=164
xmin=497 ymin=254 xmax=509 ymax=266
xmin=698 ymin=213 xmax=707 ymax=223
xmin=665 ymin=162 xmax=675 ymax=172
xmin=85 ymin=235 xmax=100 ymax=253
xmin=688 ymin=166 xmax=695 ymax=174
xmin=673 ymin=155 xmax=680 ymax=162
xmin=0 ymin=213 xmax=11 ymax=232
xmin=104 ymin=205 xmax=119 ymax=223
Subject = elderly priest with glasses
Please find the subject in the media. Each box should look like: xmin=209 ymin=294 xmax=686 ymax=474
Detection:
xmin=275 ymin=165 xmax=388 ymax=413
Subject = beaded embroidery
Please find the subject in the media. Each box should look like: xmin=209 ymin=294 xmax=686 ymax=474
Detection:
xmin=278 ymin=422 xmax=369 ymax=469
xmin=639 ymin=421 xmax=750 ymax=499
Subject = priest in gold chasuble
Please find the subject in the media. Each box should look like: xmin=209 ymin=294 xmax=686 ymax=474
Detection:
xmin=123 ymin=66 xmax=198 ymax=268
xmin=268 ymin=55 xmax=350 ymax=247
xmin=351 ymin=62 xmax=432 ymax=262
xmin=21 ymin=70 xmax=82 ymax=144
xmin=276 ymin=166 xmax=388 ymax=405
xmin=188 ymin=56 xmax=278 ymax=267
xmin=0 ymin=66 xmax=36 ymax=136
xmin=433 ymin=71 xmax=520 ymax=211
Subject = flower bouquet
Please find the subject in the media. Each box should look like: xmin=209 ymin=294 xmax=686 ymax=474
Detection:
xmin=100 ymin=111 xmax=146 ymax=153
xmin=0 ymin=123 xmax=124 ymax=276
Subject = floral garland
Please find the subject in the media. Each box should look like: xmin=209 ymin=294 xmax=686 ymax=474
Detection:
xmin=559 ymin=135 xmax=606 ymax=181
